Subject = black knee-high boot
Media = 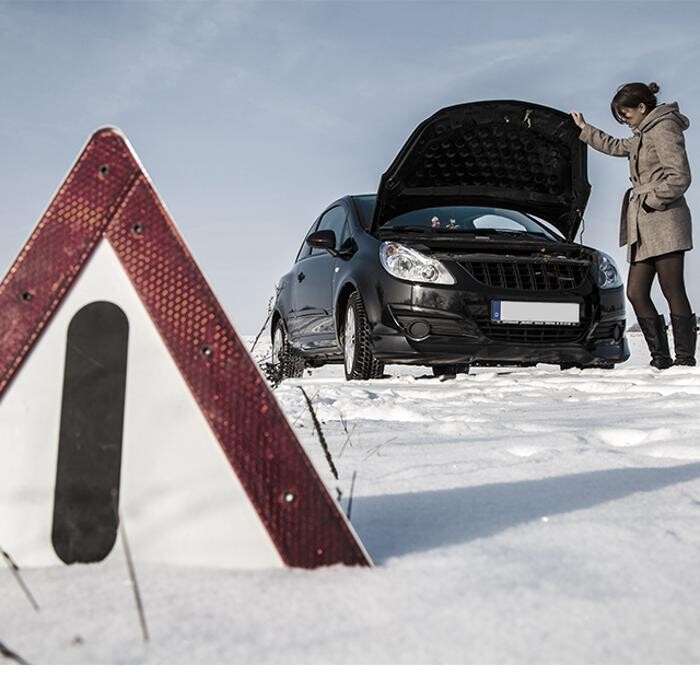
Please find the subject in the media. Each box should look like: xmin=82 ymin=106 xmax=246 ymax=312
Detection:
xmin=637 ymin=315 xmax=674 ymax=369
xmin=671 ymin=313 xmax=697 ymax=366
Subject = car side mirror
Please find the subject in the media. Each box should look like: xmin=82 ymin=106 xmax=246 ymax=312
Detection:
xmin=306 ymin=228 xmax=336 ymax=251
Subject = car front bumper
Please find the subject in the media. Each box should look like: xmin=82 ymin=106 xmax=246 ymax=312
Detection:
xmin=364 ymin=278 xmax=630 ymax=367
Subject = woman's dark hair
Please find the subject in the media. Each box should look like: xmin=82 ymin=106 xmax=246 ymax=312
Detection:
xmin=610 ymin=82 xmax=660 ymax=123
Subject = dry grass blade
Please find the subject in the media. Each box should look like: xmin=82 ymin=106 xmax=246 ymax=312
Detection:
xmin=250 ymin=288 xmax=279 ymax=354
xmin=299 ymin=387 xmax=338 ymax=480
xmin=337 ymin=409 xmax=348 ymax=433
xmin=309 ymin=391 xmax=321 ymax=435
xmin=338 ymin=424 xmax=356 ymax=458
xmin=121 ymin=518 xmax=150 ymax=644
xmin=346 ymin=471 xmax=358 ymax=521
xmin=0 ymin=640 xmax=29 ymax=665
xmin=365 ymin=436 xmax=396 ymax=458
xmin=111 ymin=491 xmax=150 ymax=643
xmin=1 ymin=545 xmax=40 ymax=612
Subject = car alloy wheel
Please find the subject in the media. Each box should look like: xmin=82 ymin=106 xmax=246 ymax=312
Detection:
xmin=344 ymin=305 xmax=357 ymax=377
xmin=343 ymin=292 xmax=384 ymax=381
xmin=272 ymin=324 xmax=284 ymax=365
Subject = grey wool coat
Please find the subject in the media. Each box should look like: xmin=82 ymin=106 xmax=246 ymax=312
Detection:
xmin=578 ymin=102 xmax=693 ymax=262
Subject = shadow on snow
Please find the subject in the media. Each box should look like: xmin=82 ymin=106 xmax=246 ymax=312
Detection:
xmin=352 ymin=463 xmax=700 ymax=563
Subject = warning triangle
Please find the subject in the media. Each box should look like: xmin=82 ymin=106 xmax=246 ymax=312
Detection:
xmin=0 ymin=128 xmax=370 ymax=569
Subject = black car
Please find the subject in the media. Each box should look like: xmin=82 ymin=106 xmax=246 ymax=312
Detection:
xmin=271 ymin=100 xmax=629 ymax=381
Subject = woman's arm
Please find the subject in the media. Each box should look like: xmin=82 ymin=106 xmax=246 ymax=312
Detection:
xmin=643 ymin=120 xmax=692 ymax=210
xmin=578 ymin=123 xmax=636 ymax=158
xmin=569 ymin=112 xmax=636 ymax=157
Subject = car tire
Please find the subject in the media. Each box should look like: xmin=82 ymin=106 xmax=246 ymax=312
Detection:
xmin=343 ymin=292 xmax=384 ymax=380
xmin=271 ymin=321 xmax=304 ymax=381
xmin=432 ymin=364 xmax=470 ymax=377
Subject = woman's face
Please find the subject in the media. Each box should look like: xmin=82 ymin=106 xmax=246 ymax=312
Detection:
xmin=619 ymin=103 xmax=648 ymax=130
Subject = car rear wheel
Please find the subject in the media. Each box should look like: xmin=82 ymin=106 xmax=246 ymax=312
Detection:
xmin=343 ymin=292 xmax=384 ymax=380
xmin=432 ymin=364 xmax=470 ymax=377
xmin=271 ymin=322 xmax=304 ymax=381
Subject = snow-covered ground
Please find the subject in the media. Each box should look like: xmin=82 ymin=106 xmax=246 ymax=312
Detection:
xmin=3 ymin=333 xmax=700 ymax=664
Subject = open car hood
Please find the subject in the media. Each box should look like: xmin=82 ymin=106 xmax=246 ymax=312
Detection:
xmin=370 ymin=100 xmax=591 ymax=241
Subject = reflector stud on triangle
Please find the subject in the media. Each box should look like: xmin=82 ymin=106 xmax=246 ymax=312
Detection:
xmin=0 ymin=128 xmax=371 ymax=569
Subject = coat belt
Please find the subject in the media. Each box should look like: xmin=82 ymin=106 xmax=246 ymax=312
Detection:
xmin=629 ymin=182 xmax=657 ymax=199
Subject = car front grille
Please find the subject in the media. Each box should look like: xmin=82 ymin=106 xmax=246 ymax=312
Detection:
xmin=460 ymin=258 xmax=589 ymax=291
xmin=478 ymin=321 xmax=585 ymax=344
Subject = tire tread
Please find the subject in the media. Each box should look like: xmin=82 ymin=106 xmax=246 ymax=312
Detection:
xmin=345 ymin=292 xmax=384 ymax=380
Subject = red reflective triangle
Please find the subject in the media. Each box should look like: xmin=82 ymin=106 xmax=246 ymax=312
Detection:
xmin=0 ymin=128 xmax=370 ymax=569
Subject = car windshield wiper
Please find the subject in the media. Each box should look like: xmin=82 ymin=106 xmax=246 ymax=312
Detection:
xmin=462 ymin=228 xmax=549 ymax=239
xmin=379 ymin=225 xmax=432 ymax=233
xmin=489 ymin=228 xmax=531 ymax=238
xmin=379 ymin=225 xmax=545 ymax=238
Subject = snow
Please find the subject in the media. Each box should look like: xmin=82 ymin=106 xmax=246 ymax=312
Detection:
xmin=3 ymin=333 xmax=700 ymax=664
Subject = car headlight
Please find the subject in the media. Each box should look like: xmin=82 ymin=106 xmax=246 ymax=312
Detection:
xmin=379 ymin=241 xmax=456 ymax=285
xmin=596 ymin=252 xmax=622 ymax=289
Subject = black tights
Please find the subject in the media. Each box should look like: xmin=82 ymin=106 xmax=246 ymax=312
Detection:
xmin=627 ymin=251 xmax=692 ymax=318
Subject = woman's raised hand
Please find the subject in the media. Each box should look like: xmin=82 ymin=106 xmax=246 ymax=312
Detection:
xmin=569 ymin=111 xmax=586 ymax=129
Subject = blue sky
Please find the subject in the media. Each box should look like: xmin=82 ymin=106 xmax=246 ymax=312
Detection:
xmin=2 ymin=0 xmax=700 ymax=333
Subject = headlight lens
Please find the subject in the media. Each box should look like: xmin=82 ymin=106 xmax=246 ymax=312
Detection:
xmin=596 ymin=252 xmax=622 ymax=289
xmin=379 ymin=241 xmax=456 ymax=285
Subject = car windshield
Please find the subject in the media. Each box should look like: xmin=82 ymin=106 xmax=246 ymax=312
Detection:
xmin=353 ymin=195 xmax=560 ymax=240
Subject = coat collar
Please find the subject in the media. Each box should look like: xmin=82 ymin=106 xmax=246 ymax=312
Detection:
xmin=634 ymin=102 xmax=689 ymax=134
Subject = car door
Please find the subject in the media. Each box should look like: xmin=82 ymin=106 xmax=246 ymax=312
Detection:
xmin=290 ymin=205 xmax=347 ymax=352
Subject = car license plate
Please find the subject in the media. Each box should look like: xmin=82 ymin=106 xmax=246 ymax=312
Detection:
xmin=491 ymin=300 xmax=580 ymax=325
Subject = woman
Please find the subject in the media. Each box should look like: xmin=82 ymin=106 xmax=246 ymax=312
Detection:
xmin=570 ymin=82 xmax=696 ymax=368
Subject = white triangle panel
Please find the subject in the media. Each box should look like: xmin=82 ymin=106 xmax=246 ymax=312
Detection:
xmin=0 ymin=240 xmax=283 ymax=569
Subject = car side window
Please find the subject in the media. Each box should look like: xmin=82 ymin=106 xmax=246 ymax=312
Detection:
xmin=337 ymin=219 xmax=351 ymax=248
xmin=315 ymin=206 xmax=348 ymax=254
xmin=295 ymin=218 xmax=320 ymax=262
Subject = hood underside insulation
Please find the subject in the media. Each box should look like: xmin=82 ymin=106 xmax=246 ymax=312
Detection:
xmin=371 ymin=100 xmax=591 ymax=241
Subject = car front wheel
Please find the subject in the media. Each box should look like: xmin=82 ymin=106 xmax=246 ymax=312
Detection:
xmin=343 ymin=292 xmax=384 ymax=380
